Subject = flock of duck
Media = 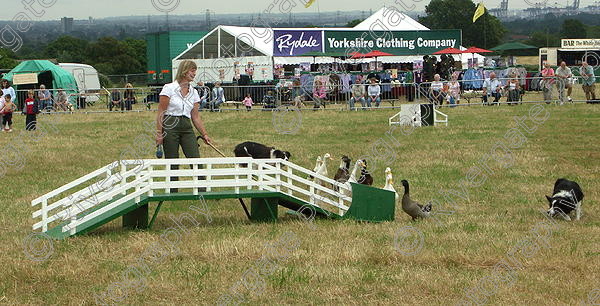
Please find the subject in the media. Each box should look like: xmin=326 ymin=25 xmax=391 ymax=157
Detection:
xmin=308 ymin=154 xmax=433 ymax=220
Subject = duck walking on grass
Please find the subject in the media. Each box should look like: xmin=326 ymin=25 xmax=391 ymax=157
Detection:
xmin=400 ymin=180 xmax=432 ymax=220
xmin=383 ymin=168 xmax=399 ymax=203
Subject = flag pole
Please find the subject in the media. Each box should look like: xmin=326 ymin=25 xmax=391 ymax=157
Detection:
xmin=484 ymin=11 xmax=487 ymax=49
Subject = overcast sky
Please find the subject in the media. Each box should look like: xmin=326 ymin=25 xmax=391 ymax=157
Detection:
xmin=0 ymin=0 xmax=594 ymax=20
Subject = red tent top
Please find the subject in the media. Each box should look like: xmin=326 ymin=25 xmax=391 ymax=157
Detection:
xmin=363 ymin=50 xmax=394 ymax=57
xmin=462 ymin=47 xmax=493 ymax=53
xmin=349 ymin=52 xmax=366 ymax=59
xmin=432 ymin=47 xmax=463 ymax=55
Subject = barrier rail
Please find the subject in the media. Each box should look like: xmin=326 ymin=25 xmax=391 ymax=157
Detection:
xmin=12 ymin=75 xmax=598 ymax=115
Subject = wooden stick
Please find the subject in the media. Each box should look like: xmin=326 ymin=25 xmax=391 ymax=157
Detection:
xmin=196 ymin=135 xmax=226 ymax=157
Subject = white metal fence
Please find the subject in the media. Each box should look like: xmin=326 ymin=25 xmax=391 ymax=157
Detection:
xmin=14 ymin=75 xmax=598 ymax=114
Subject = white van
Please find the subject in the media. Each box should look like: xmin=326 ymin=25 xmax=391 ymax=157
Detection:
xmin=59 ymin=63 xmax=102 ymax=103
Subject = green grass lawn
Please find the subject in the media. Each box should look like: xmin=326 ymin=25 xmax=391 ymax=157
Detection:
xmin=0 ymin=103 xmax=599 ymax=305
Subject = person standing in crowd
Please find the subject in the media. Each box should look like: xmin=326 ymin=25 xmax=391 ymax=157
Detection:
xmin=430 ymin=74 xmax=445 ymax=106
xmin=243 ymin=93 xmax=253 ymax=111
xmin=312 ymin=80 xmax=327 ymax=109
xmin=541 ymin=62 xmax=555 ymax=104
xmin=38 ymin=84 xmax=52 ymax=111
xmin=123 ymin=83 xmax=136 ymax=111
xmin=580 ymin=61 xmax=596 ymax=103
xmin=405 ymin=66 xmax=415 ymax=102
xmin=348 ymin=78 xmax=365 ymax=111
xmin=156 ymin=60 xmax=213 ymax=192
xmin=211 ymin=82 xmax=225 ymax=111
xmin=1 ymin=79 xmax=16 ymax=106
xmin=196 ymin=81 xmax=210 ymax=110
xmin=23 ymin=90 xmax=39 ymax=130
xmin=555 ymin=61 xmax=573 ymax=103
xmin=1 ymin=94 xmax=16 ymax=132
xmin=506 ymin=73 xmax=521 ymax=105
xmin=291 ymin=79 xmax=302 ymax=101
xmin=110 ymin=89 xmax=122 ymax=111
xmin=482 ymin=72 xmax=502 ymax=105
xmin=367 ymin=78 xmax=381 ymax=108
xmin=446 ymin=74 xmax=461 ymax=106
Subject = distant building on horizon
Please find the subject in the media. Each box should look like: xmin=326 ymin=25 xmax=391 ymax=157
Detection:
xmin=61 ymin=17 xmax=73 ymax=33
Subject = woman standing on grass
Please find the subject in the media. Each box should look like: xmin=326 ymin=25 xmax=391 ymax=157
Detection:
xmin=123 ymin=83 xmax=136 ymax=111
xmin=541 ymin=62 xmax=555 ymax=104
xmin=156 ymin=60 xmax=213 ymax=190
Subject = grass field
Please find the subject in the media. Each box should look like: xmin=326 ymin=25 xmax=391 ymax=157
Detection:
xmin=0 ymin=102 xmax=599 ymax=305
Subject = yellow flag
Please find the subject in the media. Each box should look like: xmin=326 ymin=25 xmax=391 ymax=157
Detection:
xmin=473 ymin=2 xmax=485 ymax=23
xmin=305 ymin=0 xmax=316 ymax=8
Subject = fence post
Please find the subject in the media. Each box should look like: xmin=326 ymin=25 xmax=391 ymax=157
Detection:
xmin=41 ymin=199 xmax=48 ymax=232
xmin=287 ymin=166 xmax=293 ymax=196
xmin=234 ymin=162 xmax=240 ymax=194
xmin=276 ymin=162 xmax=281 ymax=192
xmin=148 ymin=165 xmax=154 ymax=197
xmin=206 ymin=162 xmax=212 ymax=192
xmin=120 ymin=161 xmax=127 ymax=196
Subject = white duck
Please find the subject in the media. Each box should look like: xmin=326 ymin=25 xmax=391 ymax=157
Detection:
xmin=340 ymin=159 xmax=363 ymax=197
xmin=383 ymin=167 xmax=399 ymax=203
xmin=308 ymin=156 xmax=322 ymax=180
xmin=315 ymin=153 xmax=333 ymax=185
xmin=314 ymin=153 xmax=333 ymax=206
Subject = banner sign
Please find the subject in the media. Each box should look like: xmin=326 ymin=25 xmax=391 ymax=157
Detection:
xmin=324 ymin=30 xmax=462 ymax=56
xmin=561 ymin=39 xmax=600 ymax=49
xmin=273 ymin=30 xmax=323 ymax=57
xmin=13 ymin=73 xmax=38 ymax=85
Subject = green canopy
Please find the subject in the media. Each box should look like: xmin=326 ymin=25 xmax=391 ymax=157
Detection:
xmin=3 ymin=60 xmax=78 ymax=91
xmin=491 ymin=42 xmax=538 ymax=51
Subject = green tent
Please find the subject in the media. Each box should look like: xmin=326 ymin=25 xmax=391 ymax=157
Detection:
xmin=4 ymin=60 xmax=78 ymax=90
xmin=3 ymin=60 xmax=79 ymax=107
xmin=491 ymin=42 xmax=538 ymax=52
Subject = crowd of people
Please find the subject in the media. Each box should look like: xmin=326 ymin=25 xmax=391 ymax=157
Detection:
xmin=0 ymin=60 xmax=596 ymax=131
xmin=415 ymin=61 xmax=597 ymax=107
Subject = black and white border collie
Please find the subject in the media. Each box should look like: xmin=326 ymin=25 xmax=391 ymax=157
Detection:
xmin=234 ymin=142 xmax=291 ymax=161
xmin=546 ymin=178 xmax=584 ymax=221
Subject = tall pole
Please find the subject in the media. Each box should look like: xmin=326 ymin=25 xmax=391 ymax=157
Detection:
xmin=484 ymin=13 xmax=487 ymax=49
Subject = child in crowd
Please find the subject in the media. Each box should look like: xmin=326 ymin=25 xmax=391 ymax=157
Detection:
xmin=243 ymin=93 xmax=253 ymax=111
xmin=263 ymin=90 xmax=276 ymax=109
xmin=23 ymin=90 xmax=39 ymax=130
xmin=1 ymin=94 xmax=16 ymax=132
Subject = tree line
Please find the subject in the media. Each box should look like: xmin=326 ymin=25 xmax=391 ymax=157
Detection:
xmin=0 ymin=36 xmax=146 ymax=76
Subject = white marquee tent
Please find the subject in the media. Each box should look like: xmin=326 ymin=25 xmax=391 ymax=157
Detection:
xmin=173 ymin=7 xmax=485 ymax=83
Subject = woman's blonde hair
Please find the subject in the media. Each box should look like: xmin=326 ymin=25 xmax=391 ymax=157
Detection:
xmin=125 ymin=83 xmax=133 ymax=88
xmin=175 ymin=60 xmax=197 ymax=82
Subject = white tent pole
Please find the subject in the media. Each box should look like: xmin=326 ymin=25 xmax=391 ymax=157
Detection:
xmin=218 ymin=27 xmax=221 ymax=58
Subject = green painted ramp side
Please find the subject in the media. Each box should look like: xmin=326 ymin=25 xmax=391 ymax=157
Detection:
xmin=147 ymin=190 xmax=282 ymax=202
xmin=275 ymin=195 xmax=341 ymax=219
xmin=43 ymin=189 xmax=351 ymax=239
xmin=345 ymin=183 xmax=396 ymax=222
xmin=45 ymin=195 xmax=151 ymax=239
